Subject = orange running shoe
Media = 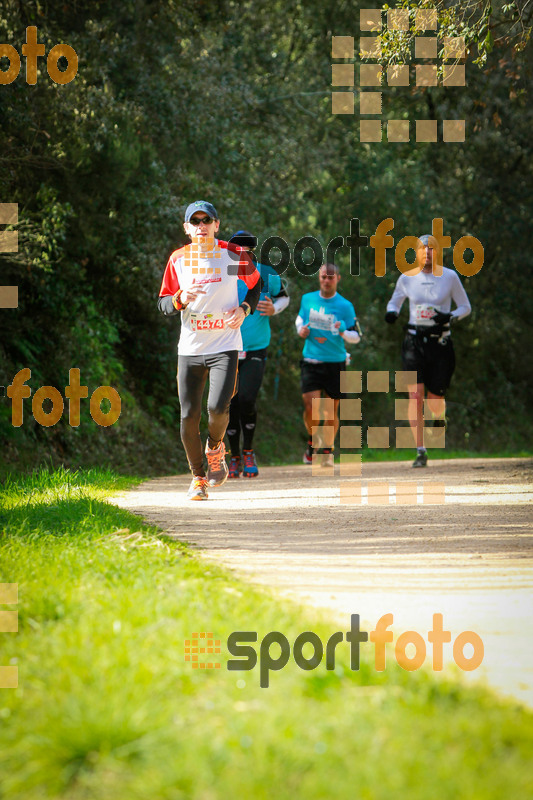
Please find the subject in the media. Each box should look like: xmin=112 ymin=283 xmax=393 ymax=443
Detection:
xmin=187 ymin=476 xmax=209 ymax=500
xmin=205 ymin=440 xmax=229 ymax=487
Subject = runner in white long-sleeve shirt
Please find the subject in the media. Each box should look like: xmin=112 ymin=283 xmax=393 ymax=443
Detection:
xmin=385 ymin=234 xmax=471 ymax=467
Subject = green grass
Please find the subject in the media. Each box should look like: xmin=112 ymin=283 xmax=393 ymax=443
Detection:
xmin=1 ymin=467 xmax=532 ymax=799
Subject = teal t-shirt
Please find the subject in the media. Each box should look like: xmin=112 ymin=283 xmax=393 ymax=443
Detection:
xmin=238 ymin=262 xmax=282 ymax=351
xmin=298 ymin=291 xmax=356 ymax=362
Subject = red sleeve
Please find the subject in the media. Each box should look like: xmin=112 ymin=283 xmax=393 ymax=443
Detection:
xmin=221 ymin=241 xmax=260 ymax=288
xmin=158 ymin=251 xmax=182 ymax=297
xmin=238 ymin=253 xmax=260 ymax=289
xmin=218 ymin=240 xmax=260 ymax=288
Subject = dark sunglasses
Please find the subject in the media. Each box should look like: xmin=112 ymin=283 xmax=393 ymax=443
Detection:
xmin=189 ymin=216 xmax=214 ymax=226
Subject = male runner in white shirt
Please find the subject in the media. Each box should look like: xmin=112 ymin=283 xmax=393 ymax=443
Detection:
xmin=385 ymin=234 xmax=471 ymax=467
xmin=158 ymin=201 xmax=261 ymax=499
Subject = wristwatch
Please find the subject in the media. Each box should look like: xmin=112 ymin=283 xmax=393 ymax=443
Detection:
xmin=240 ymin=302 xmax=251 ymax=317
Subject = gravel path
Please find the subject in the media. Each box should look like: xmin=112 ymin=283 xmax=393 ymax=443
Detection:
xmin=113 ymin=457 xmax=533 ymax=706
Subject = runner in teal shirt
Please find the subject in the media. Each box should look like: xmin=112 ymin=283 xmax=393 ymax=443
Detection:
xmin=297 ymin=290 xmax=356 ymax=362
xmin=296 ymin=263 xmax=361 ymax=466
xmin=226 ymin=231 xmax=290 ymax=477
xmin=238 ymin=262 xmax=283 ymax=351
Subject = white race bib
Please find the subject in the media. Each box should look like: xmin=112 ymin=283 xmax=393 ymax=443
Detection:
xmin=309 ymin=308 xmax=338 ymax=333
xmin=189 ymin=312 xmax=225 ymax=331
xmin=415 ymin=304 xmax=437 ymax=323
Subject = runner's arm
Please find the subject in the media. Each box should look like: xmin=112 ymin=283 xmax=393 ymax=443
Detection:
xmin=158 ymin=254 xmax=181 ymax=316
xmin=342 ymin=325 xmax=361 ymax=344
xmin=341 ymin=304 xmax=361 ymax=344
xmin=386 ymin=276 xmax=407 ymax=316
xmin=158 ymin=295 xmax=180 ymax=315
xmin=241 ymin=278 xmax=261 ymax=314
xmin=271 ymin=278 xmax=290 ymax=314
xmin=158 ymin=278 xmax=206 ymax=315
xmin=238 ymin=252 xmax=261 ymax=314
xmin=295 ymin=314 xmax=307 ymax=334
xmin=450 ymin=274 xmax=472 ymax=321
xmin=272 ymin=295 xmax=290 ymax=314
xmin=294 ymin=292 xmax=308 ymax=334
xmin=256 ymin=272 xmax=288 ymax=316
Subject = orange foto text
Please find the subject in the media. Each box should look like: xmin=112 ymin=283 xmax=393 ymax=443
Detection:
xmin=0 ymin=27 xmax=78 ymax=86
xmin=6 ymin=368 xmax=121 ymax=427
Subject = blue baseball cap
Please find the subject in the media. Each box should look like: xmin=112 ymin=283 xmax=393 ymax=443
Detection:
xmin=418 ymin=234 xmax=438 ymax=247
xmin=229 ymin=230 xmax=257 ymax=249
xmin=184 ymin=200 xmax=218 ymax=222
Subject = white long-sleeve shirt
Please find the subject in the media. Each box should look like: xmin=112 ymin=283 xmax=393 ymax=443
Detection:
xmin=386 ymin=266 xmax=471 ymax=328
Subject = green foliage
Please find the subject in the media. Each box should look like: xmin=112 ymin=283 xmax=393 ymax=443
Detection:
xmin=0 ymin=0 xmax=531 ymax=473
xmin=376 ymin=0 xmax=531 ymax=67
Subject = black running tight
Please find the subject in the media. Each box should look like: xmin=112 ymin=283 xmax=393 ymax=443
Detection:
xmin=226 ymin=349 xmax=267 ymax=455
xmin=177 ymin=350 xmax=239 ymax=475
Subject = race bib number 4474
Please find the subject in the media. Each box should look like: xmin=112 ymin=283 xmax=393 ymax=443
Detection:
xmin=190 ymin=313 xmax=225 ymax=331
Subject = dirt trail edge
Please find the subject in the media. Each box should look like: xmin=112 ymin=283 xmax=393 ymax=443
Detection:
xmin=114 ymin=457 xmax=533 ymax=706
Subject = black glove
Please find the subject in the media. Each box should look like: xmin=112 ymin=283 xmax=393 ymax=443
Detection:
xmin=432 ymin=310 xmax=452 ymax=325
xmin=385 ymin=311 xmax=398 ymax=324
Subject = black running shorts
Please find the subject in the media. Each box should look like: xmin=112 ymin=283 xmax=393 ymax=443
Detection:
xmin=401 ymin=334 xmax=455 ymax=396
xmin=300 ymin=360 xmax=346 ymax=399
